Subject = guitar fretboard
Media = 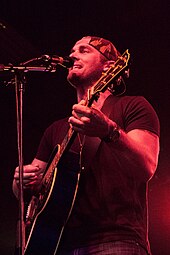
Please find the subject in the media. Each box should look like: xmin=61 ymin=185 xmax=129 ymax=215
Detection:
xmin=43 ymin=127 xmax=76 ymax=186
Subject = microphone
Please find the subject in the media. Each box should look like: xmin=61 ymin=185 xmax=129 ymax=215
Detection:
xmin=39 ymin=54 xmax=74 ymax=68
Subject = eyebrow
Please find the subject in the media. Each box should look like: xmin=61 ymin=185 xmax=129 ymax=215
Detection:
xmin=70 ymin=44 xmax=92 ymax=53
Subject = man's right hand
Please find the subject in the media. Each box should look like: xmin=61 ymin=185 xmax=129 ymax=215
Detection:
xmin=14 ymin=164 xmax=43 ymax=189
xmin=13 ymin=159 xmax=47 ymax=198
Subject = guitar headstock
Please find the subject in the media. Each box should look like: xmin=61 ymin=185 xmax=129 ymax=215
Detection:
xmin=87 ymin=49 xmax=130 ymax=106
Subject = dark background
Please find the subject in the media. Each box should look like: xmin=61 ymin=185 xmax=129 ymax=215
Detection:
xmin=0 ymin=1 xmax=170 ymax=254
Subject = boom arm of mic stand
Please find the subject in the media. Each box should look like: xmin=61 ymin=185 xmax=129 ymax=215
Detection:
xmin=0 ymin=64 xmax=57 ymax=73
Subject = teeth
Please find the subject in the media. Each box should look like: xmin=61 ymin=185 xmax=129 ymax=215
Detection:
xmin=73 ymin=66 xmax=80 ymax=69
xmin=73 ymin=65 xmax=81 ymax=69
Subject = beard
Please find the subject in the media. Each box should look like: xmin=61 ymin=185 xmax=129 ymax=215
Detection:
xmin=67 ymin=69 xmax=103 ymax=89
xmin=67 ymin=72 xmax=82 ymax=88
xmin=67 ymin=72 xmax=92 ymax=89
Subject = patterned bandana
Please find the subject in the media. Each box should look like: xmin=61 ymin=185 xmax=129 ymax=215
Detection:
xmin=87 ymin=36 xmax=120 ymax=61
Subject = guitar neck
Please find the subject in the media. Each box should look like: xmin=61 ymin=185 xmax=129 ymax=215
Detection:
xmin=43 ymin=127 xmax=77 ymax=185
xmin=59 ymin=126 xmax=77 ymax=156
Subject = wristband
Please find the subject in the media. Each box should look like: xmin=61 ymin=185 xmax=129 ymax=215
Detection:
xmin=103 ymin=123 xmax=121 ymax=143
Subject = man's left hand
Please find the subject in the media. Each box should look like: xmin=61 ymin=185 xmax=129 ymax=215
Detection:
xmin=68 ymin=100 xmax=111 ymax=138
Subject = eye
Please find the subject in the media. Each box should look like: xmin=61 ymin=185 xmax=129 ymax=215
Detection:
xmin=80 ymin=46 xmax=90 ymax=53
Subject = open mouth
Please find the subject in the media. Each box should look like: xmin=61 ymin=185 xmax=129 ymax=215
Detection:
xmin=72 ymin=64 xmax=82 ymax=69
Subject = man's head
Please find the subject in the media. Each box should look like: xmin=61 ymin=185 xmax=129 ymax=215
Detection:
xmin=67 ymin=36 xmax=120 ymax=89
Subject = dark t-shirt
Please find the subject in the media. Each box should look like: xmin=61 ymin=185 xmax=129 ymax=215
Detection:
xmin=36 ymin=95 xmax=160 ymax=252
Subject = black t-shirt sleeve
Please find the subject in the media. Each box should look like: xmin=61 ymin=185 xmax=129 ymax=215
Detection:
xmin=35 ymin=118 xmax=69 ymax=162
xmin=122 ymin=96 xmax=160 ymax=136
xmin=35 ymin=127 xmax=54 ymax=162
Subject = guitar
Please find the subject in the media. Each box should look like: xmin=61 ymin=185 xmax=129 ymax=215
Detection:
xmin=24 ymin=49 xmax=130 ymax=254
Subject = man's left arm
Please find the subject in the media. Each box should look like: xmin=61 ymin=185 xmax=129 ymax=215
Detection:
xmin=69 ymin=102 xmax=160 ymax=182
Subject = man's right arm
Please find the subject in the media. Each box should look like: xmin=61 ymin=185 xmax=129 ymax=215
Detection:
xmin=13 ymin=158 xmax=47 ymax=199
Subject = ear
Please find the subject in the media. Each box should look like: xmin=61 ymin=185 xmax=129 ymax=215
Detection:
xmin=103 ymin=60 xmax=115 ymax=72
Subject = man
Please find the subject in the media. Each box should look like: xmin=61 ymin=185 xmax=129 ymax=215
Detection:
xmin=13 ymin=36 xmax=160 ymax=255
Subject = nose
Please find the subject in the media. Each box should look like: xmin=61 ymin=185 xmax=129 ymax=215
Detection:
xmin=69 ymin=50 xmax=79 ymax=60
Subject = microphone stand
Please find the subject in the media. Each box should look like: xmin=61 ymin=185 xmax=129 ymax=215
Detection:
xmin=15 ymin=71 xmax=25 ymax=255
xmin=0 ymin=63 xmax=58 ymax=255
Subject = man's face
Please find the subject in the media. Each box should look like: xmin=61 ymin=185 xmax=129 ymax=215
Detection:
xmin=67 ymin=37 xmax=106 ymax=88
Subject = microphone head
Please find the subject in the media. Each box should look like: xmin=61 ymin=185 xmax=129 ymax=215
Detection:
xmin=40 ymin=55 xmax=74 ymax=68
xmin=62 ymin=56 xmax=74 ymax=68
